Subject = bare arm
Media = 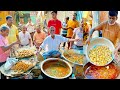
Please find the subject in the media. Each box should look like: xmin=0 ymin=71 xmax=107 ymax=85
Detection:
xmin=68 ymin=38 xmax=79 ymax=42
xmin=1 ymin=41 xmax=19 ymax=52
xmin=115 ymin=31 xmax=120 ymax=53
xmin=59 ymin=28 xmax=61 ymax=34
xmin=86 ymin=22 xmax=105 ymax=44
xmin=36 ymin=47 xmax=42 ymax=55
xmin=70 ymin=33 xmax=76 ymax=48
xmin=16 ymin=27 xmax=20 ymax=41
xmin=36 ymin=38 xmax=46 ymax=54
xmin=38 ymin=47 xmax=42 ymax=52
xmin=33 ymin=40 xmax=36 ymax=45
xmin=29 ymin=39 xmax=32 ymax=46
xmin=88 ymin=28 xmax=96 ymax=39
xmin=59 ymin=22 xmax=62 ymax=34
xmin=16 ymin=35 xmax=20 ymax=41
xmin=88 ymin=22 xmax=105 ymax=38
xmin=33 ymin=33 xmax=36 ymax=45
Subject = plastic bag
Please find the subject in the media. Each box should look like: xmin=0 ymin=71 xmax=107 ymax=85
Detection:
xmin=4 ymin=58 xmax=18 ymax=71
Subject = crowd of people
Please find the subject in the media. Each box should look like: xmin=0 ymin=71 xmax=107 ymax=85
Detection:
xmin=0 ymin=11 xmax=84 ymax=66
xmin=1 ymin=11 xmax=120 ymax=79
xmin=1 ymin=10 xmax=120 ymax=68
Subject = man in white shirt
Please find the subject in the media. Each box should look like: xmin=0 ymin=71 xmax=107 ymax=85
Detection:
xmin=37 ymin=26 xmax=80 ymax=60
xmin=26 ymin=18 xmax=35 ymax=41
xmin=70 ymin=22 xmax=83 ymax=50
xmin=19 ymin=25 xmax=32 ymax=47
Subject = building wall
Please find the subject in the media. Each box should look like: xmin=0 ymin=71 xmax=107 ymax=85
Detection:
xmin=99 ymin=11 xmax=108 ymax=23
xmin=9 ymin=11 xmax=16 ymax=25
xmin=92 ymin=11 xmax=99 ymax=38
xmin=0 ymin=11 xmax=9 ymax=25
xmin=116 ymin=11 xmax=120 ymax=23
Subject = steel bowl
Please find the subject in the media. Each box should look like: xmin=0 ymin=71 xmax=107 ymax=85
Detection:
xmin=40 ymin=58 xmax=72 ymax=79
xmin=85 ymin=37 xmax=115 ymax=66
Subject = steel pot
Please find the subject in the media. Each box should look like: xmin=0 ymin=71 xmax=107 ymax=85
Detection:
xmin=40 ymin=58 xmax=72 ymax=79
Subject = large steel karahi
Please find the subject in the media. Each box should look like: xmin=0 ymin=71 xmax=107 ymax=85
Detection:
xmin=82 ymin=37 xmax=120 ymax=79
xmin=40 ymin=58 xmax=72 ymax=79
xmin=83 ymin=62 xmax=120 ymax=79
xmin=0 ymin=46 xmax=38 ymax=77
xmin=85 ymin=37 xmax=115 ymax=66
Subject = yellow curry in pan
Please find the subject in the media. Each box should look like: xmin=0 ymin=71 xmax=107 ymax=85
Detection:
xmin=43 ymin=61 xmax=70 ymax=78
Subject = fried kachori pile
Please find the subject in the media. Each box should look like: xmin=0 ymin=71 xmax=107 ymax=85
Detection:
xmin=89 ymin=45 xmax=113 ymax=66
xmin=16 ymin=49 xmax=34 ymax=58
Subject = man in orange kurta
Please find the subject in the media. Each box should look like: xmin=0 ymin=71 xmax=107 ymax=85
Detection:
xmin=86 ymin=11 xmax=120 ymax=46
xmin=33 ymin=25 xmax=46 ymax=49
xmin=86 ymin=11 xmax=120 ymax=62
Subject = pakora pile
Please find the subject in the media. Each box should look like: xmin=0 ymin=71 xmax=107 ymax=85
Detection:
xmin=16 ymin=49 xmax=34 ymax=58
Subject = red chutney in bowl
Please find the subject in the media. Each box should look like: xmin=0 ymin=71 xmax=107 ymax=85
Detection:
xmin=84 ymin=63 xmax=120 ymax=79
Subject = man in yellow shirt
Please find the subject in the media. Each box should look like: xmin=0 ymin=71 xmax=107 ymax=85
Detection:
xmin=1 ymin=15 xmax=19 ymax=44
xmin=66 ymin=13 xmax=79 ymax=49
